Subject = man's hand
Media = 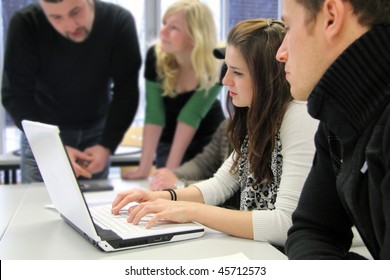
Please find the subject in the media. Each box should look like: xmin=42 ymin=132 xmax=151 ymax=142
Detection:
xmin=83 ymin=144 xmax=110 ymax=174
xmin=65 ymin=146 xmax=93 ymax=178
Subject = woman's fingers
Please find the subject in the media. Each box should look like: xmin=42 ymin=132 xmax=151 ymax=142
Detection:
xmin=111 ymin=189 xmax=149 ymax=214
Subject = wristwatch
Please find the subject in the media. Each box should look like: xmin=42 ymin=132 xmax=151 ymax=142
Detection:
xmin=174 ymin=180 xmax=185 ymax=189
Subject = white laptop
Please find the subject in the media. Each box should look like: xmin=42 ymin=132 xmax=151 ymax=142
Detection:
xmin=21 ymin=120 xmax=204 ymax=252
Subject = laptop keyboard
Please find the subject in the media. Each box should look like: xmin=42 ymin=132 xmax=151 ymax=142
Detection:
xmin=90 ymin=205 xmax=156 ymax=239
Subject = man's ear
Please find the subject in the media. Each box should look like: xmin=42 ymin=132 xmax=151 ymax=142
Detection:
xmin=322 ymin=0 xmax=345 ymax=41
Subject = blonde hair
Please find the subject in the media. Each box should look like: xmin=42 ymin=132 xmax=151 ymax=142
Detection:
xmin=156 ymin=0 xmax=220 ymax=97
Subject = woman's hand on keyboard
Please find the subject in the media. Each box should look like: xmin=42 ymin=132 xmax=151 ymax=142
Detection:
xmin=125 ymin=199 xmax=198 ymax=228
xmin=111 ymin=189 xmax=168 ymax=215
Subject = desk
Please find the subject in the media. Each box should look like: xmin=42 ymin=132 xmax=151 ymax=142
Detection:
xmin=0 ymin=179 xmax=287 ymax=260
xmin=0 ymin=147 xmax=141 ymax=184
xmin=110 ymin=146 xmax=142 ymax=167
xmin=0 ymin=184 xmax=28 ymax=240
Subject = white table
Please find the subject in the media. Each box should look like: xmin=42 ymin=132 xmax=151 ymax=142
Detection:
xmin=0 ymin=179 xmax=287 ymax=260
xmin=0 ymin=184 xmax=28 ymax=240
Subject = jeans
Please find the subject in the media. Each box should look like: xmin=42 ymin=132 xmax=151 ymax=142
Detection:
xmin=20 ymin=121 xmax=110 ymax=183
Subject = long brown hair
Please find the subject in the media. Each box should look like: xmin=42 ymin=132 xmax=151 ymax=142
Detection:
xmin=226 ymin=18 xmax=291 ymax=185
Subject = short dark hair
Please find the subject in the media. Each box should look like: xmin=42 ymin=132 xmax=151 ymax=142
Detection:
xmin=296 ymin=0 xmax=390 ymax=26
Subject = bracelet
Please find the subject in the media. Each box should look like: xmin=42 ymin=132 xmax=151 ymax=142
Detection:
xmin=163 ymin=189 xmax=177 ymax=201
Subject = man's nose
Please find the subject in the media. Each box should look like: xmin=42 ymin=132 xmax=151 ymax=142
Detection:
xmin=63 ymin=17 xmax=78 ymax=32
xmin=276 ymin=40 xmax=288 ymax=62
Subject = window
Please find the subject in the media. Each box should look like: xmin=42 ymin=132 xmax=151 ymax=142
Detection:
xmin=229 ymin=0 xmax=279 ymax=28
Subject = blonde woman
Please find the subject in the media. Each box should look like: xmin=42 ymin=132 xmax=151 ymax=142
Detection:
xmin=123 ymin=0 xmax=224 ymax=179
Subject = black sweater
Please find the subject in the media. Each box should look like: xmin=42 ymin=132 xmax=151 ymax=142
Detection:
xmin=1 ymin=1 xmax=141 ymax=153
xmin=285 ymin=23 xmax=390 ymax=259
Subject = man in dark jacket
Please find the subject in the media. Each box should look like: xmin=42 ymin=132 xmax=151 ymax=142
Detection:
xmin=2 ymin=0 xmax=141 ymax=182
xmin=276 ymin=0 xmax=390 ymax=259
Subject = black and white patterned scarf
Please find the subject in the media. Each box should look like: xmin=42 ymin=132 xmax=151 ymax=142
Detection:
xmin=238 ymin=133 xmax=283 ymax=211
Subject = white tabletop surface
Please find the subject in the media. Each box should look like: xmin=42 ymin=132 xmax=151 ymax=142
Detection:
xmin=0 ymin=152 xmax=19 ymax=166
xmin=0 ymin=184 xmax=28 ymax=240
xmin=0 ymin=179 xmax=287 ymax=260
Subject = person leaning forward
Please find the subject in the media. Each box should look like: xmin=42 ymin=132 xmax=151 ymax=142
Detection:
xmin=1 ymin=0 xmax=141 ymax=183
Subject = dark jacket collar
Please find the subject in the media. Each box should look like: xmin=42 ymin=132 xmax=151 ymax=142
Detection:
xmin=308 ymin=24 xmax=390 ymax=140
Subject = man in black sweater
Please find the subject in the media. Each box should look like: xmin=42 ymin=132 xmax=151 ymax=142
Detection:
xmin=276 ymin=0 xmax=390 ymax=259
xmin=1 ymin=0 xmax=141 ymax=182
